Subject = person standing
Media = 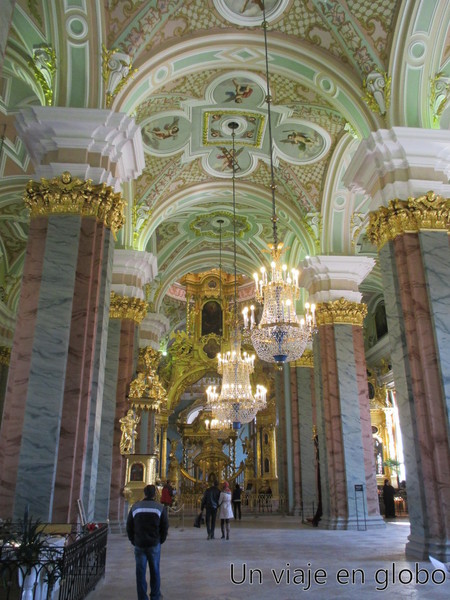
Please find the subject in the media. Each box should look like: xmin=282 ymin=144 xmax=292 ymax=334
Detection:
xmin=232 ymin=483 xmax=242 ymax=520
xmin=160 ymin=480 xmax=174 ymax=507
xmin=383 ymin=479 xmax=396 ymax=518
xmin=126 ymin=484 xmax=169 ymax=600
xmin=201 ymin=479 xmax=220 ymax=539
xmin=219 ymin=481 xmax=234 ymax=540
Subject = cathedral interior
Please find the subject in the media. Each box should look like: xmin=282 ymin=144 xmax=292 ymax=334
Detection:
xmin=0 ymin=0 xmax=449 ymax=566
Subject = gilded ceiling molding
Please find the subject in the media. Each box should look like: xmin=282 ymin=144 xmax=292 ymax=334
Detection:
xmin=109 ymin=291 xmax=147 ymax=323
xmin=362 ymin=69 xmax=391 ymax=116
xmin=102 ymin=45 xmax=137 ymax=108
xmin=28 ymin=45 xmax=56 ymax=106
xmin=316 ymin=298 xmax=367 ymax=327
xmin=291 ymin=349 xmax=314 ymax=368
xmin=430 ymin=72 xmax=450 ymax=126
xmin=0 ymin=346 xmax=11 ymax=366
xmin=24 ymin=172 xmax=125 ymax=236
xmin=367 ymin=191 xmax=450 ymax=250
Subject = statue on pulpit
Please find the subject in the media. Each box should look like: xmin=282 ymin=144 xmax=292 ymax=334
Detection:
xmin=120 ymin=409 xmax=140 ymax=454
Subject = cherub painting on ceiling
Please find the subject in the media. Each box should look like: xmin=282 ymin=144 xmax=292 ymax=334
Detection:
xmin=278 ymin=128 xmax=322 ymax=159
xmin=142 ymin=117 xmax=180 ymax=149
xmin=281 ymin=130 xmax=314 ymax=151
xmin=224 ymin=78 xmax=254 ymax=103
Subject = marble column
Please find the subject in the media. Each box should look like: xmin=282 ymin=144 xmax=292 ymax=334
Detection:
xmin=274 ymin=369 xmax=286 ymax=501
xmin=107 ymin=298 xmax=142 ymax=527
xmin=288 ymin=364 xmax=301 ymax=515
xmin=0 ymin=347 xmax=10 ymax=428
xmin=367 ymin=194 xmax=450 ymax=560
xmin=0 ymin=107 xmax=144 ymax=521
xmin=345 ymin=128 xmax=450 ymax=560
xmin=106 ymin=249 xmax=156 ymax=527
xmin=294 ymin=351 xmax=318 ymax=521
xmin=300 ymin=256 xmax=384 ymax=530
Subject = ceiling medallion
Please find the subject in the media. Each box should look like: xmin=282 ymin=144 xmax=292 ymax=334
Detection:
xmin=189 ymin=211 xmax=250 ymax=238
xmin=214 ymin=0 xmax=289 ymax=25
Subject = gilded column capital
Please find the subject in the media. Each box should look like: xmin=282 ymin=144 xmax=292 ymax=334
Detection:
xmin=316 ymin=297 xmax=367 ymax=327
xmin=367 ymin=191 xmax=450 ymax=250
xmin=291 ymin=349 xmax=314 ymax=368
xmin=109 ymin=291 xmax=147 ymax=323
xmin=0 ymin=346 xmax=11 ymax=366
xmin=24 ymin=172 xmax=125 ymax=236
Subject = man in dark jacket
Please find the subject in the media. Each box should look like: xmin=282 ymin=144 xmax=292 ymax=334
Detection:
xmin=127 ymin=484 xmax=169 ymax=600
xmin=201 ymin=479 xmax=220 ymax=539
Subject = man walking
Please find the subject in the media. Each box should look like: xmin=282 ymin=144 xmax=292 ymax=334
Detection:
xmin=127 ymin=484 xmax=169 ymax=600
xmin=201 ymin=478 xmax=220 ymax=539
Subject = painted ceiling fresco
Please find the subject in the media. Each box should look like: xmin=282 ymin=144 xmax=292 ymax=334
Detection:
xmin=0 ymin=0 xmax=449 ymax=337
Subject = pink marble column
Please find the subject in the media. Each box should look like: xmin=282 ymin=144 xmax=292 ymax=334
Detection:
xmin=109 ymin=319 xmax=137 ymax=523
xmin=0 ymin=217 xmax=47 ymax=517
xmin=395 ymin=233 xmax=450 ymax=553
xmin=290 ymin=367 xmax=301 ymax=515
xmin=52 ymin=219 xmax=105 ymax=523
xmin=318 ymin=324 xmax=347 ymax=522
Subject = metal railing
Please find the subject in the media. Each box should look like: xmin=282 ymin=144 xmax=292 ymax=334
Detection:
xmin=0 ymin=525 xmax=107 ymax=600
xmin=178 ymin=492 xmax=288 ymax=515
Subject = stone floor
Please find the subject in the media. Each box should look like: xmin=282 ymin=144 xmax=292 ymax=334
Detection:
xmin=86 ymin=514 xmax=449 ymax=599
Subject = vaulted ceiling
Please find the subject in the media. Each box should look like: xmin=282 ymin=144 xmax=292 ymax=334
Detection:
xmin=0 ymin=0 xmax=449 ymax=340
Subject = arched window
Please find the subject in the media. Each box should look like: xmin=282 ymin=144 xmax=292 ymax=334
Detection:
xmin=264 ymin=458 xmax=270 ymax=473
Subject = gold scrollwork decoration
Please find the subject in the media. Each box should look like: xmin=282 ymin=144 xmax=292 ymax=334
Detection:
xmin=29 ymin=45 xmax=56 ymax=106
xmin=109 ymin=292 xmax=148 ymax=323
xmin=24 ymin=172 xmax=125 ymax=235
xmin=292 ymin=349 xmax=314 ymax=368
xmin=102 ymin=45 xmax=137 ymax=108
xmin=367 ymin=191 xmax=450 ymax=250
xmin=0 ymin=346 xmax=11 ymax=366
xmin=430 ymin=71 xmax=450 ymax=126
xmin=316 ymin=298 xmax=367 ymax=327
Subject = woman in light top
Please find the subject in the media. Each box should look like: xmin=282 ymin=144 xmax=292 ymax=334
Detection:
xmin=218 ymin=481 xmax=234 ymax=540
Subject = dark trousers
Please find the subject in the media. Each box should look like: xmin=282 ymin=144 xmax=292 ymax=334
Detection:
xmin=134 ymin=544 xmax=161 ymax=600
xmin=233 ymin=500 xmax=241 ymax=519
xmin=205 ymin=507 xmax=218 ymax=538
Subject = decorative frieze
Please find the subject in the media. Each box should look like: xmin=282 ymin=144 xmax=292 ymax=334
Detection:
xmin=316 ymin=297 xmax=367 ymax=327
xmin=24 ymin=172 xmax=125 ymax=236
xmin=109 ymin=292 xmax=147 ymax=323
xmin=367 ymin=191 xmax=450 ymax=250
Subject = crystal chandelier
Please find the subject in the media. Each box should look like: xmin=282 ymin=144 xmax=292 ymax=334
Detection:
xmin=204 ymin=413 xmax=232 ymax=439
xmin=242 ymin=3 xmax=316 ymax=365
xmin=206 ymin=122 xmax=267 ymax=429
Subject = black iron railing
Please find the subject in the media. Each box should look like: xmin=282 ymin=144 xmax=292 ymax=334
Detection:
xmin=0 ymin=524 xmax=107 ymax=600
xmin=58 ymin=525 xmax=107 ymax=600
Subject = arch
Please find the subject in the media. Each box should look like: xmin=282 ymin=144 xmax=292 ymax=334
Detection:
xmin=115 ymin=33 xmax=376 ymax=137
